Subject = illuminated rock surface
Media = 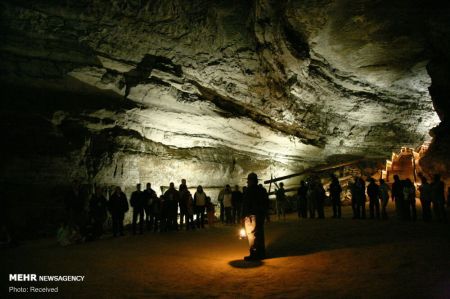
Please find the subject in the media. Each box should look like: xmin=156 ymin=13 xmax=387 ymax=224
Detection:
xmin=0 ymin=1 xmax=449 ymax=230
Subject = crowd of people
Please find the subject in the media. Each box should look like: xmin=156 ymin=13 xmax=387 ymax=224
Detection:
xmin=294 ymin=173 xmax=449 ymax=223
xmin=57 ymin=171 xmax=449 ymax=247
xmin=57 ymin=179 xmax=262 ymax=246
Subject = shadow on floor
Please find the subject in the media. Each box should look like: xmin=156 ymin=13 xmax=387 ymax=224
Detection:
xmin=228 ymin=259 xmax=264 ymax=268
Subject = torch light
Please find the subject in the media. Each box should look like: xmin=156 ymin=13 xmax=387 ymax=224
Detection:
xmin=239 ymin=227 xmax=247 ymax=240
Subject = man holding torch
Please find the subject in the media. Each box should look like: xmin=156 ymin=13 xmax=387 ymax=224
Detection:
xmin=241 ymin=172 xmax=268 ymax=261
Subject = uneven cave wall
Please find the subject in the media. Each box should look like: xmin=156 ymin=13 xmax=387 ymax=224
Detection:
xmin=420 ymin=8 xmax=450 ymax=179
xmin=0 ymin=0 xmax=447 ymax=234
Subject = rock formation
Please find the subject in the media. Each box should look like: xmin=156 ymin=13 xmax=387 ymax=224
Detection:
xmin=0 ymin=0 xmax=448 ymax=232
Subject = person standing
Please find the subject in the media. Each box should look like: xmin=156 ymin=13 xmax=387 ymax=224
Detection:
xmin=297 ymin=180 xmax=308 ymax=218
xmin=143 ymin=183 xmax=157 ymax=231
xmin=329 ymin=175 xmax=342 ymax=218
xmin=89 ymin=186 xmax=108 ymax=238
xmin=350 ymin=178 xmax=359 ymax=219
xmin=403 ymin=178 xmax=416 ymax=221
xmin=223 ymin=185 xmax=233 ymax=224
xmin=194 ymin=185 xmax=207 ymax=228
xmin=276 ymin=182 xmax=287 ymax=221
xmin=356 ymin=177 xmax=366 ymax=219
xmin=392 ymin=175 xmax=404 ymax=220
xmin=378 ymin=179 xmax=390 ymax=220
xmin=108 ymin=186 xmax=129 ymax=237
xmin=163 ymin=183 xmax=180 ymax=231
xmin=130 ymin=184 xmax=145 ymax=235
xmin=307 ymin=179 xmax=317 ymax=218
xmin=316 ymin=179 xmax=326 ymax=219
xmin=241 ymin=173 xmax=267 ymax=261
xmin=419 ymin=176 xmax=432 ymax=222
xmin=179 ymin=184 xmax=194 ymax=230
xmin=232 ymin=185 xmax=243 ymax=224
xmin=217 ymin=187 xmax=225 ymax=224
xmin=206 ymin=197 xmax=215 ymax=227
xmin=65 ymin=179 xmax=86 ymax=229
xmin=431 ymin=174 xmax=447 ymax=222
xmin=367 ymin=178 xmax=380 ymax=219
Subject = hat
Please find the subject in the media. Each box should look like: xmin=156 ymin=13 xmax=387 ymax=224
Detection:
xmin=247 ymin=172 xmax=258 ymax=181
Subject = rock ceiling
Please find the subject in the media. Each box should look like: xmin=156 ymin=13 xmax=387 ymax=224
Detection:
xmin=0 ymin=0 xmax=448 ymax=186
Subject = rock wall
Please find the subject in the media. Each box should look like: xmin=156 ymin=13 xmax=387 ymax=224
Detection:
xmin=0 ymin=0 xmax=448 ymax=234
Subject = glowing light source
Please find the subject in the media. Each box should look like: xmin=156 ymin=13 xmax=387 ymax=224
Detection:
xmin=239 ymin=228 xmax=247 ymax=240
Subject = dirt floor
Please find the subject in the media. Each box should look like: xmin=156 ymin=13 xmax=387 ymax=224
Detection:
xmin=2 ymin=205 xmax=450 ymax=299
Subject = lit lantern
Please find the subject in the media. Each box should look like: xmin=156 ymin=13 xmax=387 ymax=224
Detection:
xmin=239 ymin=227 xmax=247 ymax=240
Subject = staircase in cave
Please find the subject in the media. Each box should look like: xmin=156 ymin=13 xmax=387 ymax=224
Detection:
xmin=382 ymin=143 xmax=430 ymax=183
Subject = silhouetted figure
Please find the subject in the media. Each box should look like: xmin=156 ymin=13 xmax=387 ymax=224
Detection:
xmin=403 ymin=178 xmax=416 ymax=221
xmin=164 ymin=183 xmax=180 ymax=231
xmin=419 ymin=176 xmax=432 ymax=222
xmin=130 ymin=184 xmax=145 ymax=234
xmin=316 ymin=180 xmax=326 ymax=219
xmin=431 ymin=174 xmax=447 ymax=223
xmin=65 ymin=180 xmax=86 ymax=229
xmin=276 ymin=182 xmax=287 ymax=221
xmin=392 ymin=175 xmax=404 ymax=220
xmin=223 ymin=185 xmax=233 ymax=224
xmin=379 ymin=179 xmax=390 ymax=219
xmin=206 ymin=197 xmax=215 ymax=227
xmin=179 ymin=178 xmax=187 ymax=192
xmin=356 ymin=177 xmax=366 ymax=219
xmin=150 ymin=195 xmax=162 ymax=232
xmin=179 ymin=184 xmax=194 ymax=230
xmin=194 ymin=185 xmax=207 ymax=228
xmin=89 ymin=186 xmax=108 ymax=238
xmin=217 ymin=187 xmax=225 ymax=224
xmin=297 ymin=180 xmax=308 ymax=218
xmin=108 ymin=186 xmax=129 ymax=237
xmin=329 ymin=175 xmax=342 ymax=218
xmin=259 ymin=184 xmax=270 ymax=223
xmin=307 ymin=179 xmax=317 ymax=218
xmin=232 ymin=185 xmax=243 ymax=224
xmin=350 ymin=177 xmax=359 ymax=219
xmin=367 ymin=178 xmax=380 ymax=219
xmin=143 ymin=183 xmax=157 ymax=230
xmin=241 ymin=173 xmax=267 ymax=261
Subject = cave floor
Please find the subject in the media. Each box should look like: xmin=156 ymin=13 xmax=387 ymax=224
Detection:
xmin=2 ymin=205 xmax=450 ymax=299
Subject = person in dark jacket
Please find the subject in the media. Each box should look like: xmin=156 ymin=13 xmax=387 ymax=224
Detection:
xmin=65 ymin=179 xmax=86 ymax=229
xmin=179 ymin=184 xmax=194 ymax=230
xmin=275 ymin=182 xmax=287 ymax=221
xmin=143 ymin=183 xmax=157 ymax=231
xmin=356 ymin=177 xmax=366 ymax=219
xmin=392 ymin=175 xmax=404 ymax=220
xmin=418 ymin=175 xmax=432 ymax=221
xmin=241 ymin=173 xmax=268 ymax=261
xmin=164 ymin=183 xmax=180 ymax=231
xmin=89 ymin=186 xmax=108 ymax=238
xmin=329 ymin=175 xmax=342 ymax=218
xmin=403 ymin=178 xmax=416 ymax=221
xmin=297 ymin=180 xmax=308 ymax=218
xmin=130 ymin=184 xmax=145 ymax=235
xmin=232 ymin=185 xmax=243 ymax=224
xmin=431 ymin=174 xmax=447 ymax=222
xmin=367 ymin=178 xmax=380 ymax=219
xmin=108 ymin=186 xmax=129 ymax=237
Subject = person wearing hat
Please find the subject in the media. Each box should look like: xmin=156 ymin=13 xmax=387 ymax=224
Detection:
xmin=241 ymin=172 xmax=268 ymax=261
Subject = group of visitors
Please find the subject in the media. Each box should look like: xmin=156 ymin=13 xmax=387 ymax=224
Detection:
xmin=59 ymin=178 xmax=253 ymax=245
xmin=294 ymin=172 xmax=449 ymax=223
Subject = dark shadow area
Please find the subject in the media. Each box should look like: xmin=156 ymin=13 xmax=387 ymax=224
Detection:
xmin=228 ymin=259 xmax=264 ymax=268
xmin=265 ymin=218 xmax=450 ymax=259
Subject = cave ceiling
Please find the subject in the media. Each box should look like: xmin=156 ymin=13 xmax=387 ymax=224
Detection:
xmin=0 ymin=0 xmax=446 ymax=184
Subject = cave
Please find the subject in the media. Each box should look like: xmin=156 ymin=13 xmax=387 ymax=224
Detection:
xmin=1 ymin=0 xmax=450 ymax=298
